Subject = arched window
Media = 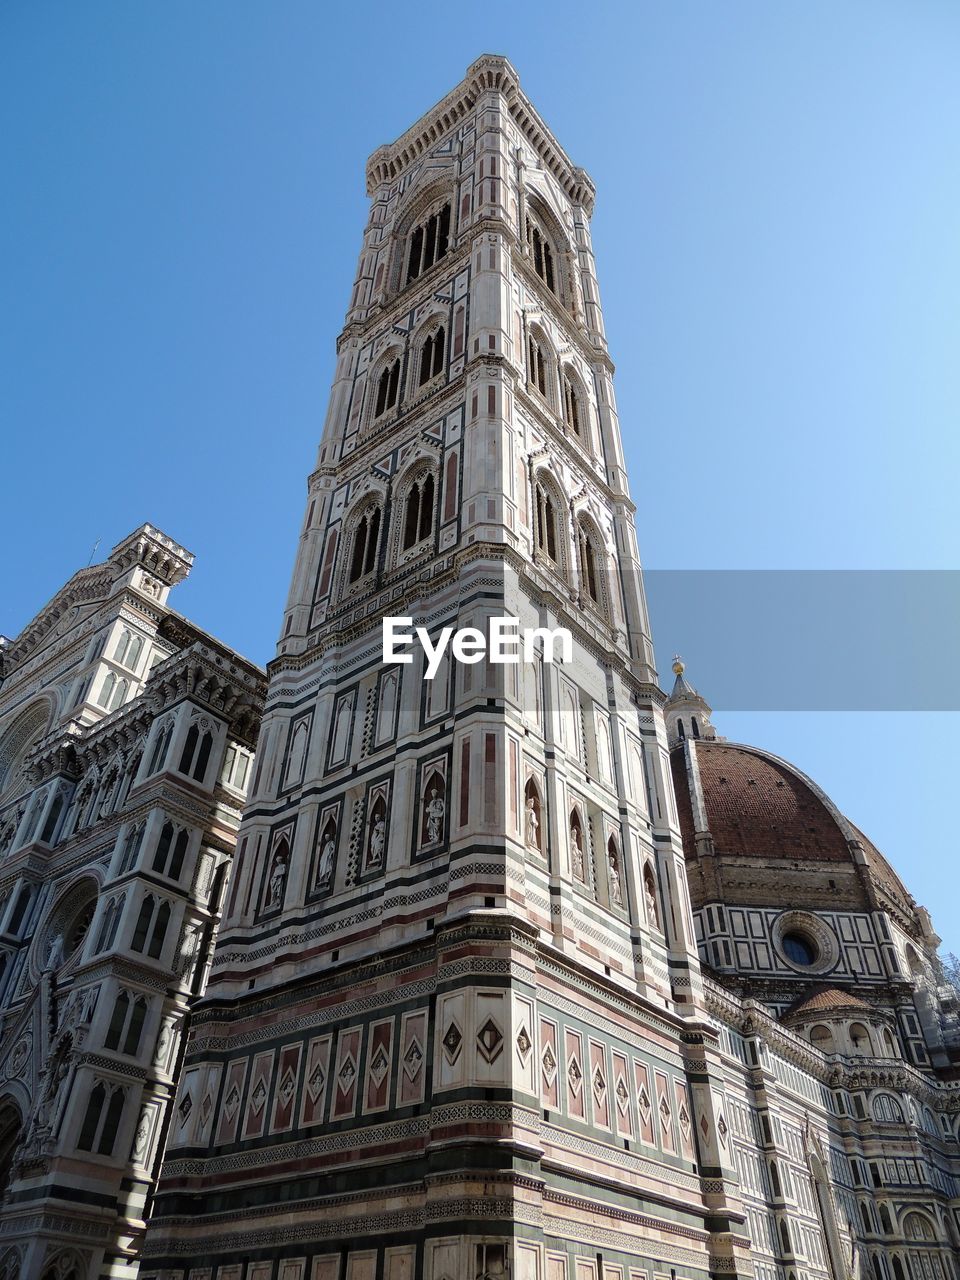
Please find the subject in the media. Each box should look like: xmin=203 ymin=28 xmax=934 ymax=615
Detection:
xmin=849 ymin=1022 xmax=871 ymax=1054
xmin=118 ymin=822 xmax=145 ymax=874
xmin=561 ymin=371 xmax=582 ymax=437
xmin=676 ymin=719 xmax=686 ymax=741
xmin=192 ymin=730 xmax=213 ymax=783
xmin=348 ymin=506 xmax=381 ymax=582
xmin=105 ymin=991 xmax=130 ymax=1050
xmin=94 ymin=895 xmax=124 ymax=953
xmin=178 ymin=725 xmax=199 ymax=775
xmin=152 ymin=821 xmax=189 ymax=879
xmin=8 ymin=884 xmax=32 ymax=935
xmin=902 ymin=1213 xmax=935 ymax=1241
xmin=879 ymin=1205 xmax=893 ymax=1235
xmin=131 ymin=896 xmax=155 ymax=953
xmin=527 ymin=217 xmax=556 ymax=294
xmin=105 ymin=990 xmax=147 ymax=1056
xmin=146 ymin=720 xmax=173 ymax=777
xmin=113 ymin=629 xmax=133 ymax=664
xmin=418 ymin=327 xmax=445 ymax=386
xmin=148 ymin=900 xmax=170 ymax=960
xmin=405 ymin=202 xmax=451 ymax=285
xmin=39 ymin=789 xmax=66 ymax=844
xmin=114 ymin=629 xmax=144 ymax=670
xmin=97 ymin=672 xmax=117 ymax=709
xmin=810 ymin=1024 xmax=835 ymax=1053
xmin=528 ymin=333 xmax=548 ymax=397
xmin=576 ymin=519 xmax=603 ymax=605
xmin=534 ymin=478 xmax=560 ymax=564
xmin=77 ymin=1081 xmax=125 ymax=1155
xmin=178 ymin=725 xmax=213 ymax=782
xmin=402 ymin=473 xmax=435 ymax=550
xmin=872 ymin=1092 xmax=905 ymax=1123
xmin=374 ymin=358 xmax=401 ymax=418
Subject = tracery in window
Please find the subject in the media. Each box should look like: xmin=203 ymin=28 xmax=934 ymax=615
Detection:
xmin=77 ymin=1080 xmax=125 ymax=1155
xmin=97 ymin=672 xmax=129 ymax=712
xmin=405 ymin=202 xmax=451 ymax=285
xmin=113 ymin=629 xmax=144 ymax=671
xmin=402 ymin=473 xmax=435 ymax=550
xmin=418 ymin=327 xmax=445 ymax=386
xmin=561 ymin=371 xmax=582 ymax=436
xmin=528 ymin=333 xmax=547 ymax=397
xmin=374 ymin=358 xmax=401 ymax=418
xmin=527 ymin=218 xmax=556 ymax=294
xmin=348 ymin=506 xmax=381 ymax=582
xmin=577 ymin=518 xmax=603 ymax=605
xmin=534 ymin=478 xmax=560 ymax=563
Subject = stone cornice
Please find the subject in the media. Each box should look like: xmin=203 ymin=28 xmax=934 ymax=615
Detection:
xmin=365 ymin=56 xmax=596 ymax=215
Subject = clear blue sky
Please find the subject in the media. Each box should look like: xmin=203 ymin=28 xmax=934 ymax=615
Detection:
xmin=2 ymin=3 xmax=958 ymax=950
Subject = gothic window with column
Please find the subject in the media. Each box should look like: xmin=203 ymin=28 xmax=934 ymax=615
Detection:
xmin=373 ymin=357 xmax=401 ymax=419
xmin=561 ymin=369 xmax=582 ymax=438
xmin=576 ymin=516 xmax=605 ymax=609
xmin=527 ymin=332 xmax=549 ymax=399
xmin=76 ymin=1080 xmax=126 ymax=1155
xmin=405 ymin=202 xmax=451 ymax=285
xmin=526 ymin=214 xmax=556 ymax=294
xmin=347 ymin=504 xmax=382 ymax=583
xmin=401 ymin=471 xmax=435 ymax=551
xmin=534 ymin=476 xmax=561 ymax=565
xmin=418 ymin=326 xmax=445 ymax=387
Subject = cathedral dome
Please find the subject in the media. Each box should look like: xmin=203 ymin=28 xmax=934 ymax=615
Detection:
xmin=670 ymin=738 xmax=917 ymax=926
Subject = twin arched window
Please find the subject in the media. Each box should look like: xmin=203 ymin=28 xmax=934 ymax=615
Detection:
xmin=77 ymin=1081 xmax=125 ymax=1155
xmin=97 ymin=672 xmax=129 ymax=713
xmin=113 ymin=629 xmax=144 ymax=671
xmin=104 ymin=990 xmax=147 ymax=1056
xmin=403 ymin=473 xmax=435 ymax=550
xmin=374 ymin=359 xmax=401 ymax=419
xmin=528 ymin=334 xmax=548 ymax=399
xmin=419 ymin=327 xmax=445 ymax=386
xmin=179 ymin=724 xmax=213 ymax=783
xmin=349 ymin=507 xmax=381 ymax=582
xmin=527 ymin=217 xmax=556 ymax=295
xmin=534 ymin=480 xmax=559 ymax=563
xmin=561 ymin=372 xmax=582 ymax=437
xmin=406 ymin=203 xmax=451 ymax=285
xmin=152 ymin=820 xmax=189 ymax=879
xmin=131 ymin=894 xmax=171 ymax=960
xmin=577 ymin=519 xmax=601 ymax=604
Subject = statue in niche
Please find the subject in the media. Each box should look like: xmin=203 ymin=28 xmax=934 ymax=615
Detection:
xmin=644 ymin=868 xmax=659 ymax=927
xmin=44 ymin=934 xmax=64 ymax=973
xmin=425 ymin=789 xmax=445 ymax=844
xmin=368 ymin=814 xmax=386 ymax=866
xmin=35 ymin=1039 xmax=71 ymax=1131
xmin=570 ymin=823 xmax=585 ymax=882
xmin=525 ymin=795 xmax=540 ymax=849
xmin=268 ymin=852 xmax=287 ymax=909
xmin=608 ymin=848 xmax=623 ymax=907
xmin=316 ymin=828 xmax=336 ymax=888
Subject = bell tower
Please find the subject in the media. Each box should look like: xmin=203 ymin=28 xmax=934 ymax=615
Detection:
xmin=144 ymin=56 xmax=748 ymax=1280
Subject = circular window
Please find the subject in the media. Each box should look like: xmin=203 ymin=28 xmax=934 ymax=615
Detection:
xmin=782 ymin=930 xmax=819 ymax=967
xmin=66 ymin=900 xmax=97 ymax=955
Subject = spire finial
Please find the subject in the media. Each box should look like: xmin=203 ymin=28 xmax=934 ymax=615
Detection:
xmin=672 ymin=654 xmax=685 ymax=676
